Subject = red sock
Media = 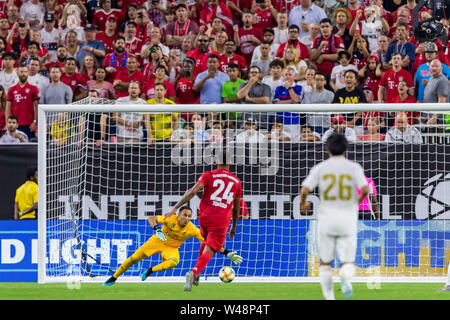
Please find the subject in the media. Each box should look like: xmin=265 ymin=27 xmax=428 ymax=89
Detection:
xmin=192 ymin=251 xmax=213 ymax=278
xmin=198 ymin=242 xmax=206 ymax=259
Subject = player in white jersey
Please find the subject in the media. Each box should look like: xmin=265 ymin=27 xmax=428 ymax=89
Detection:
xmin=300 ymin=133 xmax=369 ymax=300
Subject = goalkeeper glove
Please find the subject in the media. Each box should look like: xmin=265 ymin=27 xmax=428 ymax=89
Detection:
xmin=222 ymin=249 xmax=243 ymax=265
xmin=153 ymin=225 xmax=167 ymax=242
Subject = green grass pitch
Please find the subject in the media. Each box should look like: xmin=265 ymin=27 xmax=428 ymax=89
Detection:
xmin=0 ymin=282 xmax=449 ymax=300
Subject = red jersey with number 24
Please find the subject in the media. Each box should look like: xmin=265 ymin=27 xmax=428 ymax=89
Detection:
xmin=197 ymin=168 xmax=243 ymax=228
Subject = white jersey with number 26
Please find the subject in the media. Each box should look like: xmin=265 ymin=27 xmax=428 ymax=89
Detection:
xmin=302 ymin=156 xmax=368 ymax=234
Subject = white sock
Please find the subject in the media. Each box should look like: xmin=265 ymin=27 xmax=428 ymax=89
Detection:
xmin=340 ymin=263 xmax=355 ymax=284
xmin=320 ymin=265 xmax=335 ymax=300
xmin=446 ymin=262 xmax=450 ymax=286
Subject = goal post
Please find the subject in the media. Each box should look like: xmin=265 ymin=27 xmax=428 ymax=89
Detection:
xmin=37 ymin=101 xmax=450 ymax=284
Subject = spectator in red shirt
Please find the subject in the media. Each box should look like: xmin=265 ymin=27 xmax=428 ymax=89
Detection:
xmin=199 ymin=0 xmax=233 ymax=37
xmin=393 ymin=0 xmax=429 ymax=29
xmin=142 ymin=44 xmax=169 ymax=81
xmin=79 ymin=53 xmax=98 ymax=81
xmin=378 ymin=52 xmax=414 ymax=103
xmin=61 ymin=57 xmax=88 ymax=100
xmin=123 ymin=21 xmax=144 ymax=58
xmin=219 ymin=39 xmax=247 ymax=76
xmin=135 ymin=6 xmax=152 ymax=43
xmin=43 ymin=44 xmax=67 ymax=71
xmin=7 ymin=20 xmax=31 ymax=57
xmin=186 ymin=33 xmax=219 ymax=77
xmin=0 ymin=13 xmax=9 ymax=39
xmin=346 ymin=0 xmax=365 ymax=28
xmin=175 ymin=57 xmax=200 ymax=107
xmin=113 ymin=55 xmax=145 ymax=98
xmin=92 ymin=0 xmax=121 ymax=32
xmin=253 ymin=0 xmax=277 ymax=31
xmin=358 ymin=55 xmax=382 ymax=102
xmin=275 ymin=24 xmax=309 ymax=63
xmin=141 ymin=64 xmax=176 ymax=101
xmin=165 ymin=4 xmax=200 ymax=49
xmin=5 ymin=65 xmax=39 ymax=140
xmin=234 ymin=10 xmax=263 ymax=66
xmin=96 ymin=13 xmax=119 ymax=56
xmin=391 ymin=80 xmax=419 ymax=125
xmin=310 ymin=18 xmax=345 ymax=79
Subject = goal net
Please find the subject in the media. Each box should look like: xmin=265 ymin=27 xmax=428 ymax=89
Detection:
xmin=37 ymin=101 xmax=450 ymax=283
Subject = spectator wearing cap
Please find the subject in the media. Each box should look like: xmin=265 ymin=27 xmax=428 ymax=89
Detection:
xmin=275 ymin=25 xmax=309 ymax=63
xmin=19 ymin=0 xmax=45 ymax=30
xmin=288 ymin=0 xmax=327 ymax=39
xmin=321 ymin=116 xmax=357 ymax=142
xmin=0 ymin=52 xmax=19 ymax=94
xmin=193 ymin=54 xmax=229 ymax=104
xmin=165 ymin=4 xmax=200 ymax=49
xmin=414 ymin=43 xmax=450 ymax=103
xmin=235 ymin=117 xmax=265 ymax=143
xmin=96 ymin=13 xmax=120 ymax=55
xmin=412 ymin=40 xmax=449 ymax=77
xmin=41 ymin=13 xmax=60 ymax=51
xmin=251 ymin=28 xmax=279 ymax=62
xmin=122 ymin=20 xmax=143 ymax=58
xmin=330 ymin=50 xmax=358 ymax=92
xmin=358 ymin=55 xmax=382 ymax=101
xmin=92 ymin=0 xmax=121 ymax=32
xmin=76 ymin=23 xmax=106 ymax=67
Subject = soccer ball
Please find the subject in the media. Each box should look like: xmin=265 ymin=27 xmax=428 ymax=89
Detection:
xmin=219 ymin=266 xmax=235 ymax=283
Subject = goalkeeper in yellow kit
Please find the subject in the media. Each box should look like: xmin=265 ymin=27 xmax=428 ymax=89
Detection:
xmin=103 ymin=206 xmax=243 ymax=286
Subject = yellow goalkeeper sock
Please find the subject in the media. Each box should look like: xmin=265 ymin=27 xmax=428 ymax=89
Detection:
xmin=113 ymin=251 xmax=147 ymax=279
xmin=151 ymin=258 xmax=179 ymax=272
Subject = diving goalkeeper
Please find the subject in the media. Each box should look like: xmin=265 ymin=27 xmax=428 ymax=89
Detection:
xmin=103 ymin=206 xmax=243 ymax=286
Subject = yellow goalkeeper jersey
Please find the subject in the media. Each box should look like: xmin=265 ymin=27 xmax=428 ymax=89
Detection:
xmin=15 ymin=181 xmax=38 ymax=219
xmin=155 ymin=215 xmax=204 ymax=248
xmin=146 ymin=98 xmax=178 ymax=141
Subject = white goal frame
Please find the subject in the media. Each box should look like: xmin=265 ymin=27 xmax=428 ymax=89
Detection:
xmin=37 ymin=103 xmax=450 ymax=284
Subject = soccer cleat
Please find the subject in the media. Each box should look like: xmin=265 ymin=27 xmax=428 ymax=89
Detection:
xmin=340 ymin=280 xmax=353 ymax=299
xmin=103 ymin=276 xmax=117 ymax=286
xmin=193 ymin=274 xmax=200 ymax=286
xmin=184 ymin=271 xmax=194 ymax=292
xmin=441 ymin=285 xmax=450 ymax=291
xmin=141 ymin=268 xmax=153 ymax=281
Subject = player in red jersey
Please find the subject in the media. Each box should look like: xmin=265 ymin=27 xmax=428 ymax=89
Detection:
xmin=166 ymin=151 xmax=242 ymax=292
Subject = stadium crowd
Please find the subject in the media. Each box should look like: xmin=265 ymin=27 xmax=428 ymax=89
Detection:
xmin=0 ymin=0 xmax=449 ymax=144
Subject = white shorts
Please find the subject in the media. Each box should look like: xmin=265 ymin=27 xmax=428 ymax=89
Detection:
xmin=316 ymin=217 xmax=357 ymax=263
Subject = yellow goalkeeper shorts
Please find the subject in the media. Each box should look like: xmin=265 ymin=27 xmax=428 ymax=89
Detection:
xmin=135 ymin=235 xmax=180 ymax=263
